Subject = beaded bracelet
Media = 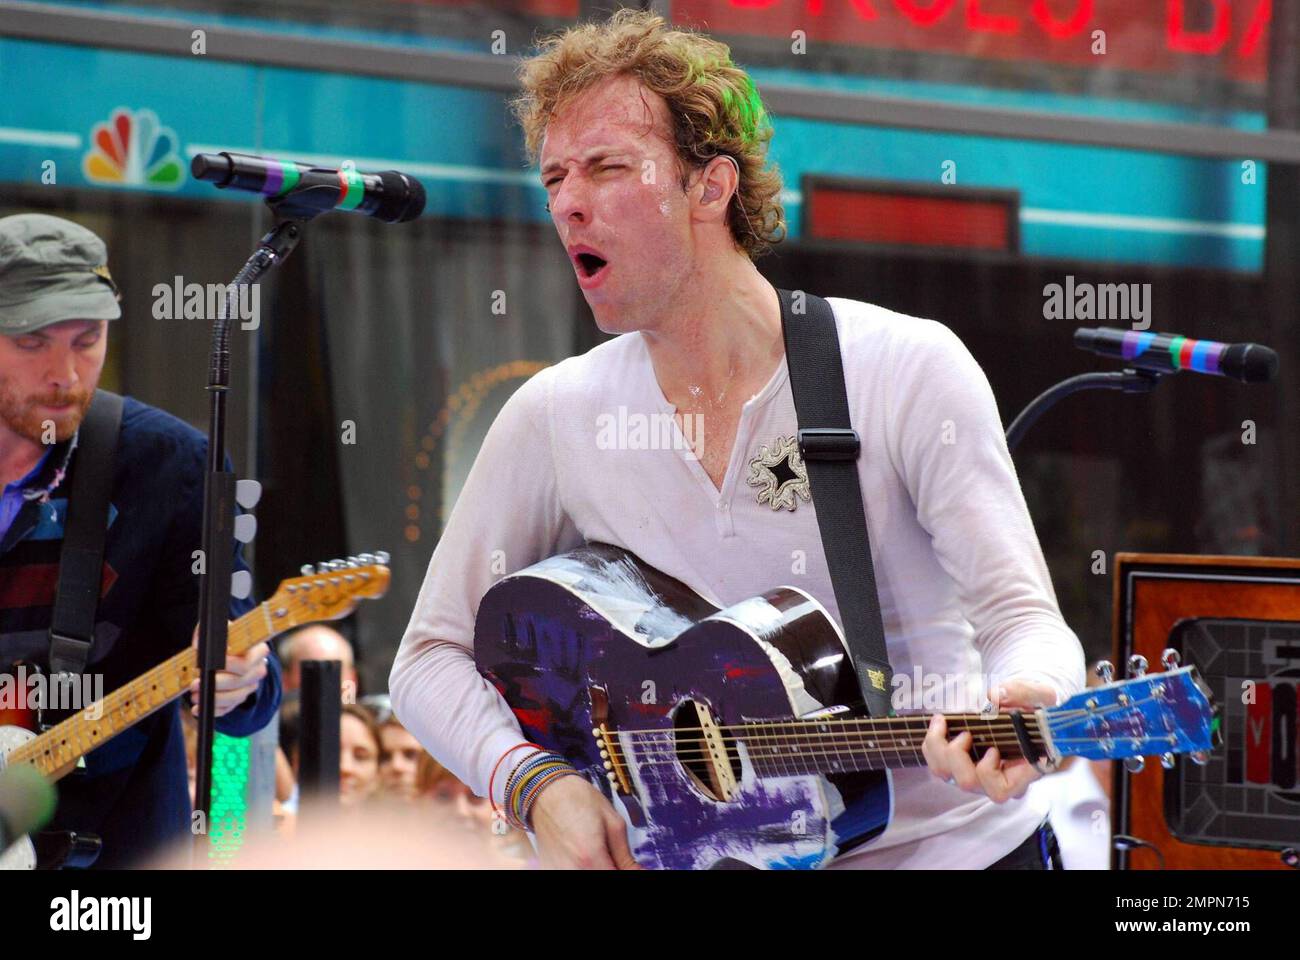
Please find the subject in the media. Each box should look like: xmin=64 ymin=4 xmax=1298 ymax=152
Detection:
xmin=506 ymin=755 xmax=567 ymax=827
xmin=504 ymin=751 xmax=558 ymax=795
xmin=518 ymin=766 xmax=580 ymax=830
xmin=488 ymin=742 xmax=542 ymax=823
xmin=513 ymin=759 xmax=568 ymax=809
xmin=502 ymin=752 xmax=555 ymax=828
xmin=504 ymin=751 xmax=578 ymax=831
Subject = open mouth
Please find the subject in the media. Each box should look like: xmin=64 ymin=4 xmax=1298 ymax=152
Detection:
xmin=575 ymin=252 xmax=608 ymax=277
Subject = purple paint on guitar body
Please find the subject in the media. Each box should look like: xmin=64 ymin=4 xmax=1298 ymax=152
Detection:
xmin=474 ymin=543 xmax=890 ymax=870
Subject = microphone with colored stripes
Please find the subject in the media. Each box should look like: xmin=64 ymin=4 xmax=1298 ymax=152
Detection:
xmin=190 ymin=152 xmax=426 ymax=223
xmin=1074 ymin=328 xmax=1278 ymax=384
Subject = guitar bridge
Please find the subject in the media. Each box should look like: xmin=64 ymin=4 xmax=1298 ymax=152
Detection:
xmin=593 ymin=723 xmax=632 ymax=796
xmin=589 ymin=685 xmax=631 ymax=795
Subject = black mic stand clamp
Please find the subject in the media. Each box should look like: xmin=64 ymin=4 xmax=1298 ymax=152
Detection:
xmin=1005 ymin=368 xmax=1163 ymax=454
xmin=192 ymin=213 xmax=305 ymax=858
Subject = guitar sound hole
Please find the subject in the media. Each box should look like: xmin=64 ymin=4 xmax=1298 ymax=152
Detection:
xmin=672 ymin=700 xmax=742 ymax=802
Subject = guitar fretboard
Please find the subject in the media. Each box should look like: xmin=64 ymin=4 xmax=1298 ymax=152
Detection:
xmin=7 ymin=607 xmax=285 ymax=780
xmin=736 ymin=714 xmax=1044 ymax=777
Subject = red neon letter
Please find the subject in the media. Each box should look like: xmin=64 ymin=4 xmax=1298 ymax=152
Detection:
xmin=1239 ymin=0 xmax=1271 ymax=58
xmin=850 ymin=0 xmax=880 ymax=19
xmin=1030 ymin=0 xmax=1093 ymax=39
xmin=894 ymin=0 xmax=956 ymax=27
xmin=1167 ymin=0 xmax=1230 ymax=55
xmin=967 ymin=0 xmax=1019 ymax=34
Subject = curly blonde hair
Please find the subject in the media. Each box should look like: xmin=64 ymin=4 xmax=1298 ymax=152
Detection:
xmin=511 ymin=8 xmax=786 ymax=260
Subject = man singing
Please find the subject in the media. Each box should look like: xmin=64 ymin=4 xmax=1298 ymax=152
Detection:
xmin=0 ymin=214 xmax=280 ymax=867
xmin=391 ymin=10 xmax=1084 ymax=869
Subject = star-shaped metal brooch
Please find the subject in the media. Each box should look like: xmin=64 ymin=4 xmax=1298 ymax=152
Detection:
xmin=746 ymin=435 xmax=811 ymax=511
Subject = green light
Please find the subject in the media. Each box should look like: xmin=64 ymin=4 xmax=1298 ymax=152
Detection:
xmin=207 ymin=732 xmax=249 ymax=867
xmin=691 ymin=59 xmax=768 ymax=146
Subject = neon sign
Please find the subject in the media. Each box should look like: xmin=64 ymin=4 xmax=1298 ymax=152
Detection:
xmin=673 ymin=1 xmax=1271 ymax=83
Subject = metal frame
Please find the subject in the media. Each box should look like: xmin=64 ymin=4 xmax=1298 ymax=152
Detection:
xmin=5 ymin=0 xmax=1300 ymax=165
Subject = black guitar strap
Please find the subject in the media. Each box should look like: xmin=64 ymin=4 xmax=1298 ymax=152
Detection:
xmin=777 ymin=289 xmax=894 ymax=719
xmin=46 ymin=390 xmax=124 ymax=695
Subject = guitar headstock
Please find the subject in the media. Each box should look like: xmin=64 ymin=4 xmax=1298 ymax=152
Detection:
xmin=1044 ymin=649 xmax=1221 ymax=769
xmin=265 ymin=552 xmax=391 ymax=627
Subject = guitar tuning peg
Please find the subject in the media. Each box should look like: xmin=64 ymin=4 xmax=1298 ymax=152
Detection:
xmin=300 ymin=564 xmax=314 ymax=576
xmin=1127 ymin=654 xmax=1148 ymax=679
xmin=235 ymin=478 xmax=263 ymax=510
xmin=231 ymin=570 xmax=252 ymax=600
xmin=331 ymin=558 xmax=343 ymax=568
xmin=1161 ymin=648 xmax=1181 ymax=670
xmin=376 ymin=551 xmax=390 ymax=565
xmin=1190 ymin=751 xmax=1210 ymax=766
xmin=1160 ymin=753 xmax=1176 ymax=770
xmin=234 ymin=513 xmax=258 ymax=544
xmin=1124 ymin=756 xmax=1145 ymax=774
xmin=346 ymin=556 xmax=360 ymax=567
xmin=357 ymin=553 xmax=374 ymax=564
xmin=1095 ymin=660 xmax=1115 ymax=684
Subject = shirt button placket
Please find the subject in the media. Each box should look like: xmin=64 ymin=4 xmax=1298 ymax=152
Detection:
xmin=715 ymin=498 xmax=733 ymax=537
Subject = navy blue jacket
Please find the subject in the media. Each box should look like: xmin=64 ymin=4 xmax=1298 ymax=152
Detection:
xmin=0 ymin=395 xmax=281 ymax=868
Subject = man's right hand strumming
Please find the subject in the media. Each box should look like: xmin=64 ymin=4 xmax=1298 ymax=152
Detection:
xmin=529 ymin=776 xmax=642 ymax=870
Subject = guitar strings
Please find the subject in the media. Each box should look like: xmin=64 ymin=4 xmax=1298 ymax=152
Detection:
xmin=594 ymin=692 xmax=1183 ymax=771
xmin=604 ymin=692 xmax=1160 ymax=739
xmin=9 ymin=582 xmax=363 ymax=774
xmin=613 ymin=714 xmax=1036 ymax=766
xmin=607 ymin=710 xmax=1073 ymax=738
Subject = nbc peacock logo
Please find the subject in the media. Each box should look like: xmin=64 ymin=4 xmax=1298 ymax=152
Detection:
xmin=83 ymin=107 xmax=184 ymax=190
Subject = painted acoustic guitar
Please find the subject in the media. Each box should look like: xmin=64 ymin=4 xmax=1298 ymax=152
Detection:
xmin=0 ymin=554 xmax=391 ymax=870
xmin=475 ymin=543 xmax=1221 ymax=870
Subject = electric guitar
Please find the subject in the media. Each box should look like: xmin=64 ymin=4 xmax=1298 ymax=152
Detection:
xmin=475 ymin=543 xmax=1221 ymax=870
xmin=0 ymin=553 xmax=391 ymax=869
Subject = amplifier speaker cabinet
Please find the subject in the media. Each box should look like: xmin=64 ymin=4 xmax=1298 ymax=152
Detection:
xmin=1112 ymin=553 xmax=1300 ymax=869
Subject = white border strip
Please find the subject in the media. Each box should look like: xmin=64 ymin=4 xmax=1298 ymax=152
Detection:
xmin=0 ymin=126 xmax=80 ymax=149
xmin=1022 ymin=206 xmax=1264 ymax=240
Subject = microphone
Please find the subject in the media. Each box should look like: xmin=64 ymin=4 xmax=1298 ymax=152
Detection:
xmin=1074 ymin=327 xmax=1278 ymax=384
xmin=0 ymin=764 xmax=56 ymax=855
xmin=190 ymin=152 xmax=426 ymax=223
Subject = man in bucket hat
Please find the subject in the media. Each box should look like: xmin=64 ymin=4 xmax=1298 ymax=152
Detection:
xmin=0 ymin=213 xmax=281 ymax=868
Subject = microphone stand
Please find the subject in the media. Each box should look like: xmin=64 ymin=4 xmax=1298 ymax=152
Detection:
xmin=193 ymin=214 xmax=304 ymax=860
xmin=1005 ymin=368 xmax=1164 ymax=453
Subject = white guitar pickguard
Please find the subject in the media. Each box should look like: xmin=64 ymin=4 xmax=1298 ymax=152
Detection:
xmin=0 ymin=725 xmax=39 ymax=870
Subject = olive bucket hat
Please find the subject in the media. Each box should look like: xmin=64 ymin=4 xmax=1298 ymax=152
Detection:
xmin=0 ymin=213 xmax=122 ymax=335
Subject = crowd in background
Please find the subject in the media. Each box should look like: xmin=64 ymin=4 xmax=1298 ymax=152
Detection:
xmin=180 ymin=621 xmax=533 ymax=867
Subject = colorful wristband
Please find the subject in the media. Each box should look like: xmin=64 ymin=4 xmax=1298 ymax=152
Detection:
xmin=503 ymin=751 xmax=577 ymax=831
xmin=489 ymin=742 xmax=542 ymax=818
